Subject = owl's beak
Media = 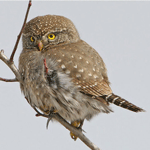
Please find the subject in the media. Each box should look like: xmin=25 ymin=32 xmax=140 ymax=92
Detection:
xmin=37 ymin=41 xmax=43 ymax=51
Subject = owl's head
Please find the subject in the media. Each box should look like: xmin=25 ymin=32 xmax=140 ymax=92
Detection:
xmin=22 ymin=15 xmax=80 ymax=51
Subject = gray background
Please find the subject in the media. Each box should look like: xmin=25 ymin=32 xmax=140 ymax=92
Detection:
xmin=0 ymin=1 xmax=149 ymax=150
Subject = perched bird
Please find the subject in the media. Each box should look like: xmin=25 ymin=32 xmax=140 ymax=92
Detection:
xmin=19 ymin=15 xmax=144 ymax=140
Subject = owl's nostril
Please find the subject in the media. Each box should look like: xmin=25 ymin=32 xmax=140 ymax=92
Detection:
xmin=37 ymin=41 xmax=43 ymax=51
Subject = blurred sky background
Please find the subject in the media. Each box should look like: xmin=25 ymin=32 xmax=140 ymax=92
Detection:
xmin=0 ymin=1 xmax=149 ymax=150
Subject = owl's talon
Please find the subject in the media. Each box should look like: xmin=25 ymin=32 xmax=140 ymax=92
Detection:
xmin=70 ymin=132 xmax=78 ymax=141
xmin=70 ymin=120 xmax=84 ymax=140
xmin=46 ymin=115 xmax=53 ymax=129
xmin=46 ymin=108 xmax=57 ymax=129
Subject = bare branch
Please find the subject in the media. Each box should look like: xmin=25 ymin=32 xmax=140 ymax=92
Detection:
xmin=54 ymin=114 xmax=100 ymax=150
xmin=10 ymin=0 xmax=32 ymax=62
xmin=33 ymin=107 xmax=100 ymax=150
xmin=0 ymin=77 xmax=18 ymax=82
xmin=0 ymin=0 xmax=32 ymax=82
xmin=0 ymin=50 xmax=22 ymax=83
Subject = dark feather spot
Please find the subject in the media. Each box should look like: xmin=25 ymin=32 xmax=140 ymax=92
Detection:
xmin=46 ymin=70 xmax=60 ymax=89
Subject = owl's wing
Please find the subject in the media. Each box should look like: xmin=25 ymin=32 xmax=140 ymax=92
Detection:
xmin=44 ymin=40 xmax=112 ymax=105
xmin=72 ymin=78 xmax=112 ymax=105
xmin=72 ymin=78 xmax=112 ymax=97
xmin=44 ymin=41 xmax=144 ymax=113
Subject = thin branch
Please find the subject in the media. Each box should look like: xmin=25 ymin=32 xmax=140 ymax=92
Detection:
xmin=0 ymin=77 xmax=18 ymax=82
xmin=33 ymin=107 xmax=100 ymax=150
xmin=54 ymin=114 xmax=100 ymax=150
xmin=0 ymin=50 xmax=22 ymax=83
xmin=10 ymin=0 xmax=32 ymax=62
xmin=0 ymin=0 xmax=31 ymax=82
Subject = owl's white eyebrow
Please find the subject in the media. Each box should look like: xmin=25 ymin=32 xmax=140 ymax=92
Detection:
xmin=22 ymin=33 xmax=28 ymax=36
xmin=22 ymin=33 xmax=35 ymax=37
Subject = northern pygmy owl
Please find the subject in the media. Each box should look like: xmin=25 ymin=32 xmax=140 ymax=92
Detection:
xmin=19 ymin=15 xmax=144 ymax=140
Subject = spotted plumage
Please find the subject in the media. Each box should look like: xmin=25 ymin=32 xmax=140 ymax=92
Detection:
xmin=19 ymin=15 xmax=144 ymax=140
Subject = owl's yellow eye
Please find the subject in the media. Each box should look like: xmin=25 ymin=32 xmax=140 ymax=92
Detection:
xmin=30 ymin=36 xmax=35 ymax=42
xmin=48 ymin=34 xmax=56 ymax=40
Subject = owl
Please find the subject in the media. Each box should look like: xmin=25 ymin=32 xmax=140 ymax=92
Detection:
xmin=19 ymin=15 xmax=144 ymax=140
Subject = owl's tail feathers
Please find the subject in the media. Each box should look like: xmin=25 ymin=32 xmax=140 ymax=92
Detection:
xmin=103 ymin=93 xmax=145 ymax=112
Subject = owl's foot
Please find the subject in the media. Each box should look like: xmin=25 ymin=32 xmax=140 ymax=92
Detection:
xmin=70 ymin=120 xmax=84 ymax=141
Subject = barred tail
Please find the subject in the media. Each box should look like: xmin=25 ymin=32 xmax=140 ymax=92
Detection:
xmin=104 ymin=93 xmax=144 ymax=112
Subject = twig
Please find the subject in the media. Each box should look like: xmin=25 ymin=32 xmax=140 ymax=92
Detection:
xmin=33 ymin=107 xmax=100 ymax=150
xmin=10 ymin=0 xmax=32 ymax=62
xmin=0 ymin=50 xmax=22 ymax=83
xmin=0 ymin=77 xmax=18 ymax=82
xmin=0 ymin=0 xmax=32 ymax=83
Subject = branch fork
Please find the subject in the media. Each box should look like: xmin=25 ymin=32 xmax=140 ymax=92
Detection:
xmin=0 ymin=1 xmax=100 ymax=150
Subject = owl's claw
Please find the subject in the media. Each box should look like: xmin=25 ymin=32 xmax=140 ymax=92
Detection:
xmin=46 ymin=115 xmax=52 ymax=129
xmin=70 ymin=132 xmax=78 ymax=141
xmin=70 ymin=120 xmax=84 ymax=141
xmin=46 ymin=108 xmax=58 ymax=129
